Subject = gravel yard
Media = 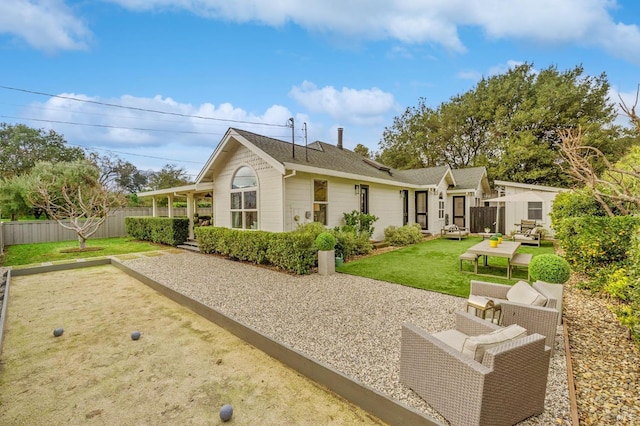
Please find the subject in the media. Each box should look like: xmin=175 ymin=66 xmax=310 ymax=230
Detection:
xmin=122 ymin=251 xmax=572 ymax=425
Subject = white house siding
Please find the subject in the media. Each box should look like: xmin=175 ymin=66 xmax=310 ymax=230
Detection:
xmin=212 ymin=144 xmax=284 ymax=232
xmin=282 ymin=173 xmax=404 ymax=240
xmin=364 ymin=183 xmax=404 ymax=241
xmin=501 ymin=187 xmax=562 ymax=237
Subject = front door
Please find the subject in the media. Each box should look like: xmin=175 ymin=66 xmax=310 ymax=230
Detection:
xmin=360 ymin=185 xmax=369 ymax=214
xmin=415 ymin=191 xmax=428 ymax=230
xmin=402 ymin=190 xmax=409 ymax=225
xmin=453 ymin=196 xmax=465 ymax=228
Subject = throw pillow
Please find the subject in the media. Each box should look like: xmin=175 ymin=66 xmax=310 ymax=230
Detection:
xmin=506 ymin=280 xmax=548 ymax=306
xmin=462 ymin=324 xmax=527 ymax=362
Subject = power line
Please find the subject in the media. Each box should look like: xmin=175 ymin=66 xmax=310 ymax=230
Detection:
xmin=0 ymin=85 xmax=289 ymax=128
xmin=70 ymin=144 xmax=205 ymax=165
xmin=0 ymin=115 xmax=223 ymax=136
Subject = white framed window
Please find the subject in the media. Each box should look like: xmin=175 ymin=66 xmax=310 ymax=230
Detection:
xmin=230 ymin=166 xmax=258 ymax=229
xmin=528 ymin=201 xmax=543 ymax=221
xmin=313 ymin=179 xmax=328 ymax=225
xmin=438 ymin=192 xmax=445 ymax=219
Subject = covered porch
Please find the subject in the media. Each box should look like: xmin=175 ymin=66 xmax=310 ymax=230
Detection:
xmin=137 ymin=182 xmax=215 ymax=240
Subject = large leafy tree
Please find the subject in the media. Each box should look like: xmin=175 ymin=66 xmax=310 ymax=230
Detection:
xmin=0 ymin=123 xmax=85 ymax=178
xmin=147 ymin=164 xmax=190 ymax=190
xmin=378 ymin=64 xmax=629 ymax=187
xmin=18 ymin=160 xmax=127 ymax=249
xmin=86 ymin=151 xmax=148 ymax=194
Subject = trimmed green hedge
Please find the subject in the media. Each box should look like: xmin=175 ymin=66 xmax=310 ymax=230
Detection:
xmin=125 ymin=216 xmax=189 ymax=246
xmin=195 ymin=226 xmax=317 ymax=274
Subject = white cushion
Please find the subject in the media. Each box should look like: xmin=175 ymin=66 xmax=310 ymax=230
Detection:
xmin=462 ymin=324 xmax=527 ymax=362
xmin=444 ymin=224 xmax=459 ymax=231
xmin=432 ymin=329 xmax=468 ymax=352
xmin=507 ymin=281 xmax=548 ymax=306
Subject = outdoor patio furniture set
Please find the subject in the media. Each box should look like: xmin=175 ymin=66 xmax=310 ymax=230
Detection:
xmin=400 ymin=280 xmax=560 ymax=426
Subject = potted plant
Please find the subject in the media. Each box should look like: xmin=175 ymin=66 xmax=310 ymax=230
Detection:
xmin=489 ymin=235 xmax=499 ymax=248
xmin=484 ymin=227 xmax=491 ymax=233
xmin=495 ymin=232 xmax=503 ymax=244
xmin=315 ymin=232 xmax=336 ymax=275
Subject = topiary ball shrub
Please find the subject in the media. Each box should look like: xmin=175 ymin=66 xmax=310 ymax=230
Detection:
xmin=315 ymin=232 xmax=336 ymax=251
xmin=530 ymin=254 xmax=571 ymax=284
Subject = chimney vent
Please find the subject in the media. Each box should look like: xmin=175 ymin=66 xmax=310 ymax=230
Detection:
xmin=337 ymin=127 xmax=343 ymax=150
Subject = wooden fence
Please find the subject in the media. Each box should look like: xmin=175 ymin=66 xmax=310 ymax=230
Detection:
xmin=469 ymin=206 xmax=505 ymax=234
xmin=0 ymin=207 xmax=213 ymax=247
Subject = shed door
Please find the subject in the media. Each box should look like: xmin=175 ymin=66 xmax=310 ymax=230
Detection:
xmin=415 ymin=191 xmax=428 ymax=230
xmin=453 ymin=196 xmax=465 ymax=228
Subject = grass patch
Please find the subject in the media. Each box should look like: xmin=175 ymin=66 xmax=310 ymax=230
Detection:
xmin=337 ymin=237 xmax=556 ymax=298
xmin=1 ymin=237 xmax=168 ymax=267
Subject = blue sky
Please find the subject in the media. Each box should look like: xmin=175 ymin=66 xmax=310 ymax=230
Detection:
xmin=1 ymin=0 xmax=639 ymax=179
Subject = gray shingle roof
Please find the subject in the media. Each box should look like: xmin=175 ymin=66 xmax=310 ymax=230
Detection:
xmin=232 ymin=128 xmax=409 ymax=183
xmin=451 ymin=167 xmax=487 ymax=189
xmin=231 ymin=128 xmax=483 ymax=189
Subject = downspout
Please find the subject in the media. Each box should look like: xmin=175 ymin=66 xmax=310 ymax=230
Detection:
xmin=283 ymin=170 xmax=297 ymax=232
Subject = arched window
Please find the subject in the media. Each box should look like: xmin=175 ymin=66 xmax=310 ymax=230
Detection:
xmin=230 ymin=166 xmax=258 ymax=229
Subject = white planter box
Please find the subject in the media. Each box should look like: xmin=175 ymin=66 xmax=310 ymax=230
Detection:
xmin=317 ymin=250 xmax=335 ymax=275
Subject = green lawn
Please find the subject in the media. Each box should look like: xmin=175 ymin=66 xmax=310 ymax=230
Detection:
xmin=1 ymin=237 xmax=169 ymax=267
xmin=337 ymin=237 xmax=555 ymax=298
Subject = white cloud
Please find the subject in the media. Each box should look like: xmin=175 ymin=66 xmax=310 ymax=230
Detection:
xmin=0 ymin=0 xmax=91 ymax=52
xmin=104 ymin=0 xmax=640 ymax=62
xmin=5 ymin=0 xmax=640 ymax=62
xmin=289 ymin=81 xmax=396 ymax=126
xmin=24 ymin=92 xmax=296 ymax=149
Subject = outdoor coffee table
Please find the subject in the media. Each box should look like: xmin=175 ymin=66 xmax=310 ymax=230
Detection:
xmin=467 ymin=240 xmax=521 ymax=279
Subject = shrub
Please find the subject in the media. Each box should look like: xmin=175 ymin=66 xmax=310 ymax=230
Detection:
xmin=529 ymin=254 xmax=571 ymax=284
xmin=125 ymin=216 xmax=189 ymax=246
xmin=342 ymin=210 xmax=379 ymax=237
xmin=554 ymin=215 xmax=640 ymax=273
xmin=195 ymin=226 xmax=316 ymax=274
xmin=384 ymin=224 xmax=423 ymax=246
xmin=315 ymin=232 xmax=336 ymax=251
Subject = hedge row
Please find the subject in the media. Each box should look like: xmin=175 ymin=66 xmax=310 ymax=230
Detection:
xmin=195 ymin=226 xmax=317 ymax=274
xmin=554 ymin=215 xmax=640 ymax=273
xmin=125 ymin=216 xmax=189 ymax=246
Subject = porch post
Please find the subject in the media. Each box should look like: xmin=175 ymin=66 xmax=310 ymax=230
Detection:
xmin=152 ymin=197 xmax=157 ymax=217
xmin=167 ymin=194 xmax=174 ymax=218
xmin=187 ymin=193 xmax=194 ymax=240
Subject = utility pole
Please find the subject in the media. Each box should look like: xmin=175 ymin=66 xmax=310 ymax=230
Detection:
xmin=288 ymin=117 xmax=295 ymax=159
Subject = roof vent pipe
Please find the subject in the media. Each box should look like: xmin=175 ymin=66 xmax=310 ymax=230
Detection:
xmin=337 ymin=127 xmax=343 ymax=150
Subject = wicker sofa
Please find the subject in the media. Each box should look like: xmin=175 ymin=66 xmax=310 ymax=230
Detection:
xmin=469 ymin=280 xmax=560 ymax=354
xmin=400 ymin=311 xmax=551 ymax=426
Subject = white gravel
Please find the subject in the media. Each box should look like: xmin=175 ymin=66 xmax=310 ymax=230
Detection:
xmin=122 ymin=251 xmax=571 ymax=425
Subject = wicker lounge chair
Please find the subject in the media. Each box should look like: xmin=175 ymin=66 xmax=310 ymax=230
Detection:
xmin=400 ymin=311 xmax=551 ymax=426
xmin=469 ymin=280 xmax=559 ymax=354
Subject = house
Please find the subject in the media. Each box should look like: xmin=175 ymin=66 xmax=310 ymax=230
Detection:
xmin=137 ymin=128 xmax=491 ymax=241
xmin=488 ymin=180 xmax=566 ymax=237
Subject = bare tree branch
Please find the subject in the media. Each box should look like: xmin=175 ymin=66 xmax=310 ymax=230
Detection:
xmin=559 ymin=126 xmax=640 ymax=216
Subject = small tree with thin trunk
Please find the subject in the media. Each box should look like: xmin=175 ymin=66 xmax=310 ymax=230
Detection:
xmin=22 ymin=160 xmax=126 ymax=249
xmin=558 ymin=88 xmax=640 ymax=215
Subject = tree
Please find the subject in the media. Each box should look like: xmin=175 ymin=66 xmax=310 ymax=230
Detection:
xmin=19 ymin=160 xmax=126 ymax=249
xmin=378 ymin=64 xmax=625 ymax=187
xmin=147 ymin=164 xmax=190 ymax=190
xmin=0 ymin=123 xmax=85 ymax=178
xmin=558 ymin=90 xmax=640 ymax=216
xmin=353 ymin=143 xmax=371 ymax=158
xmin=0 ymin=176 xmax=31 ymax=220
xmin=86 ymin=151 xmax=148 ymax=193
